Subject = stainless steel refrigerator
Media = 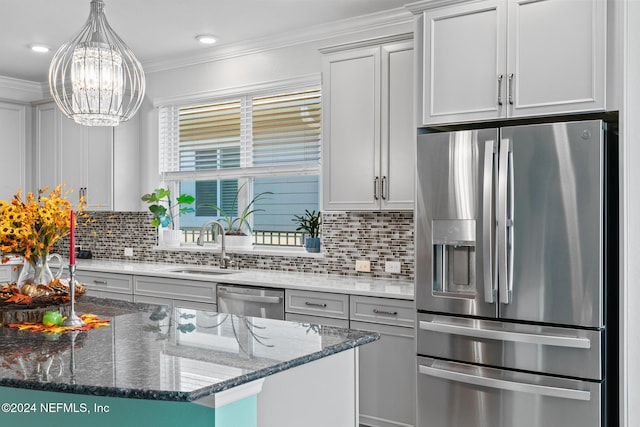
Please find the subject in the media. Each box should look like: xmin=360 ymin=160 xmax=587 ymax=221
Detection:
xmin=415 ymin=119 xmax=617 ymax=427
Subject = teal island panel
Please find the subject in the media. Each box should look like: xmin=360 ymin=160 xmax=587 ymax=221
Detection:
xmin=0 ymin=386 xmax=257 ymax=427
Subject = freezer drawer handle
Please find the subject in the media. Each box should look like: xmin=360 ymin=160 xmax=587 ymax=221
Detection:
xmin=217 ymin=290 xmax=282 ymax=304
xmin=304 ymin=302 xmax=327 ymax=308
xmin=418 ymin=364 xmax=591 ymax=401
xmin=419 ymin=320 xmax=591 ymax=349
xmin=373 ymin=308 xmax=398 ymax=316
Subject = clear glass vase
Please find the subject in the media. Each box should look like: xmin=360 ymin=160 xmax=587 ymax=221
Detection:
xmin=16 ymin=253 xmax=63 ymax=289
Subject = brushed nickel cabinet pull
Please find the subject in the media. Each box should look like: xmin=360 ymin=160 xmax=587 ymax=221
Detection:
xmin=305 ymin=301 xmax=327 ymax=308
xmin=94 ymin=280 xmax=108 ymax=285
xmin=373 ymin=308 xmax=398 ymax=316
xmin=497 ymin=74 xmax=503 ymax=106
xmin=381 ymin=176 xmax=387 ymax=200
xmin=508 ymin=73 xmax=514 ymax=105
xmin=374 ymin=176 xmax=379 ymax=200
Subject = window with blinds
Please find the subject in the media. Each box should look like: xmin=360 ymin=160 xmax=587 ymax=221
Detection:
xmin=159 ymin=88 xmax=321 ymax=179
xmin=160 ymin=85 xmax=321 ymax=246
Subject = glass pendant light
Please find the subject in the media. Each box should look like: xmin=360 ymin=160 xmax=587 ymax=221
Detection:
xmin=49 ymin=0 xmax=145 ymax=126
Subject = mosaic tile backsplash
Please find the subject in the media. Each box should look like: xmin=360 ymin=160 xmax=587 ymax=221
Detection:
xmin=55 ymin=211 xmax=415 ymax=280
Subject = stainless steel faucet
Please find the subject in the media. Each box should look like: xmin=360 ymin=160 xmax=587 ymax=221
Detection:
xmin=196 ymin=220 xmax=231 ymax=269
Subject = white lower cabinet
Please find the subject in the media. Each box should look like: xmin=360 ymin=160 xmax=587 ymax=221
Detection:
xmin=133 ymin=276 xmax=217 ymax=311
xmin=351 ymin=296 xmax=416 ymax=427
xmin=0 ymin=264 xmax=20 ymax=284
xmin=75 ymin=271 xmax=133 ymax=300
xmin=285 ymin=289 xmax=350 ymax=328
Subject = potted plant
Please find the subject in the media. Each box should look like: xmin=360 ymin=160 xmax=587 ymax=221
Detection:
xmin=141 ymin=188 xmax=194 ymax=247
xmin=292 ymin=210 xmax=321 ymax=253
xmin=200 ymin=184 xmax=272 ymax=248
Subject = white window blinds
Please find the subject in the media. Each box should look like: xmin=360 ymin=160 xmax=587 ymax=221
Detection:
xmin=159 ymin=88 xmax=321 ymax=181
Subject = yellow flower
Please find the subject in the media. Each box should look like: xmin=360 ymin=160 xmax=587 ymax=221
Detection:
xmin=0 ymin=185 xmax=87 ymax=262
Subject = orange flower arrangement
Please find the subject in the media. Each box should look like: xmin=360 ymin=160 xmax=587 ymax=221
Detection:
xmin=0 ymin=185 xmax=86 ymax=264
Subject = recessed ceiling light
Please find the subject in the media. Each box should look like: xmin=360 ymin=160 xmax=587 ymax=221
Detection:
xmin=196 ymin=35 xmax=217 ymax=45
xmin=29 ymin=44 xmax=51 ymax=53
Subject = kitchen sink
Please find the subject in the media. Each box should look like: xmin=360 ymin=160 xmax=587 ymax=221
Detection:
xmin=165 ymin=267 xmax=236 ymax=276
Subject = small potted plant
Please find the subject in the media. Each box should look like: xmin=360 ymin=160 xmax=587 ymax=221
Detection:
xmin=141 ymin=188 xmax=194 ymax=247
xmin=200 ymin=184 xmax=272 ymax=248
xmin=292 ymin=210 xmax=321 ymax=253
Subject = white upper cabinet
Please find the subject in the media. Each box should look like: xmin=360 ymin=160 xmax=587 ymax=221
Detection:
xmin=0 ymin=102 xmax=27 ymax=200
xmin=321 ymin=35 xmax=414 ymax=211
xmin=35 ymin=102 xmax=114 ymax=210
xmin=409 ymin=0 xmax=606 ymax=126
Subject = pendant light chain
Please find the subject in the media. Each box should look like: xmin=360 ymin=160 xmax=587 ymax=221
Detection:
xmin=49 ymin=0 xmax=145 ymax=126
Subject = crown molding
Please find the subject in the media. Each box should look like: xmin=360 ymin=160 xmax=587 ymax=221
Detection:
xmin=0 ymin=75 xmax=47 ymax=102
xmin=405 ymin=0 xmax=483 ymax=14
xmin=153 ymin=73 xmax=321 ymax=107
xmin=143 ymin=7 xmax=413 ymax=74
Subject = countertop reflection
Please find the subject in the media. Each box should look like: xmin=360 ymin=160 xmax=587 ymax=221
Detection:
xmin=0 ymin=297 xmax=379 ymax=402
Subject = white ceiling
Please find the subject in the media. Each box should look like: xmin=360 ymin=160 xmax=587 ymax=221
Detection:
xmin=2 ymin=0 xmax=410 ymax=83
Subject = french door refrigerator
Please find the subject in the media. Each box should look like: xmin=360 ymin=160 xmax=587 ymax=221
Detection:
xmin=415 ymin=119 xmax=617 ymax=427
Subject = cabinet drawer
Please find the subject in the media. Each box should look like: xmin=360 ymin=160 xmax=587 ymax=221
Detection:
xmin=76 ymin=271 xmax=133 ymax=293
xmin=285 ymin=312 xmax=350 ymax=329
xmin=285 ymin=289 xmax=349 ymax=319
xmin=134 ymin=276 xmax=216 ymax=303
xmin=350 ymin=295 xmax=414 ymax=327
xmin=0 ymin=265 xmax=16 ymax=283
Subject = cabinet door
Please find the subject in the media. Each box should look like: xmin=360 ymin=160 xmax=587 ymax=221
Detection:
xmin=113 ymin=115 xmax=140 ymax=211
xmin=0 ymin=102 xmax=26 ymax=200
xmin=421 ymin=0 xmax=506 ymax=125
xmin=59 ymin=115 xmax=85 ymax=203
xmin=351 ymin=321 xmax=416 ymax=427
xmin=35 ymin=103 xmax=59 ymax=193
xmin=381 ymin=42 xmax=414 ymax=210
xmin=85 ymin=126 xmax=114 ymax=210
xmin=59 ymin=117 xmax=113 ymax=209
xmin=507 ymin=0 xmax=606 ymax=117
xmin=322 ymin=47 xmax=381 ymax=211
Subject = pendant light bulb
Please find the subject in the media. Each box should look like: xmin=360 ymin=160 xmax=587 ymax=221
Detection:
xmin=48 ymin=0 xmax=145 ymax=126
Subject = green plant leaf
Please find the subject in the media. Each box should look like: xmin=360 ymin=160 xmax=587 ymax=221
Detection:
xmin=149 ymin=205 xmax=167 ymax=215
xmin=176 ymin=194 xmax=195 ymax=204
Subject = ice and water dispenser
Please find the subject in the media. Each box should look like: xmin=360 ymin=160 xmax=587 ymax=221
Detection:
xmin=431 ymin=219 xmax=476 ymax=297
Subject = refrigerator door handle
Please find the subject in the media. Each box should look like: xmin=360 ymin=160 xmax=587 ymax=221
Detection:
xmin=418 ymin=363 xmax=591 ymax=401
xmin=497 ymin=138 xmax=511 ymax=304
xmin=507 ymin=149 xmax=515 ymax=301
xmin=482 ymin=139 xmax=496 ymax=303
xmin=418 ymin=320 xmax=591 ymax=349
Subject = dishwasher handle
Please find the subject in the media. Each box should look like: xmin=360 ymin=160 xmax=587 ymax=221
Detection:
xmin=217 ymin=289 xmax=283 ymax=305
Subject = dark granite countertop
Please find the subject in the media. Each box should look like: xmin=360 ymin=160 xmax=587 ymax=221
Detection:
xmin=0 ymin=297 xmax=379 ymax=402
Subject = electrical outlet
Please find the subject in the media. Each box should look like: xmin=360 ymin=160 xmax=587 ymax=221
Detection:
xmin=385 ymin=261 xmax=401 ymax=274
xmin=355 ymin=260 xmax=371 ymax=272
xmin=124 ymin=248 xmax=133 ymax=257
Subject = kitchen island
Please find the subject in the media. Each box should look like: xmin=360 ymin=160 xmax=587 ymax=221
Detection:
xmin=0 ymin=297 xmax=378 ymax=427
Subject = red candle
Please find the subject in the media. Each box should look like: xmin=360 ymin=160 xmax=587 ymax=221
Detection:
xmin=69 ymin=210 xmax=75 ymax=265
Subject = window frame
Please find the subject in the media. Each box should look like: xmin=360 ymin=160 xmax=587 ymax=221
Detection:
xmin=156 ymin=76 xmax=322 ymax=245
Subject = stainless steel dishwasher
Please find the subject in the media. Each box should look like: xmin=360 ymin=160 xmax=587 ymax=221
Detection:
xmin=216 ymin=284 xmax=285 ymax=319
